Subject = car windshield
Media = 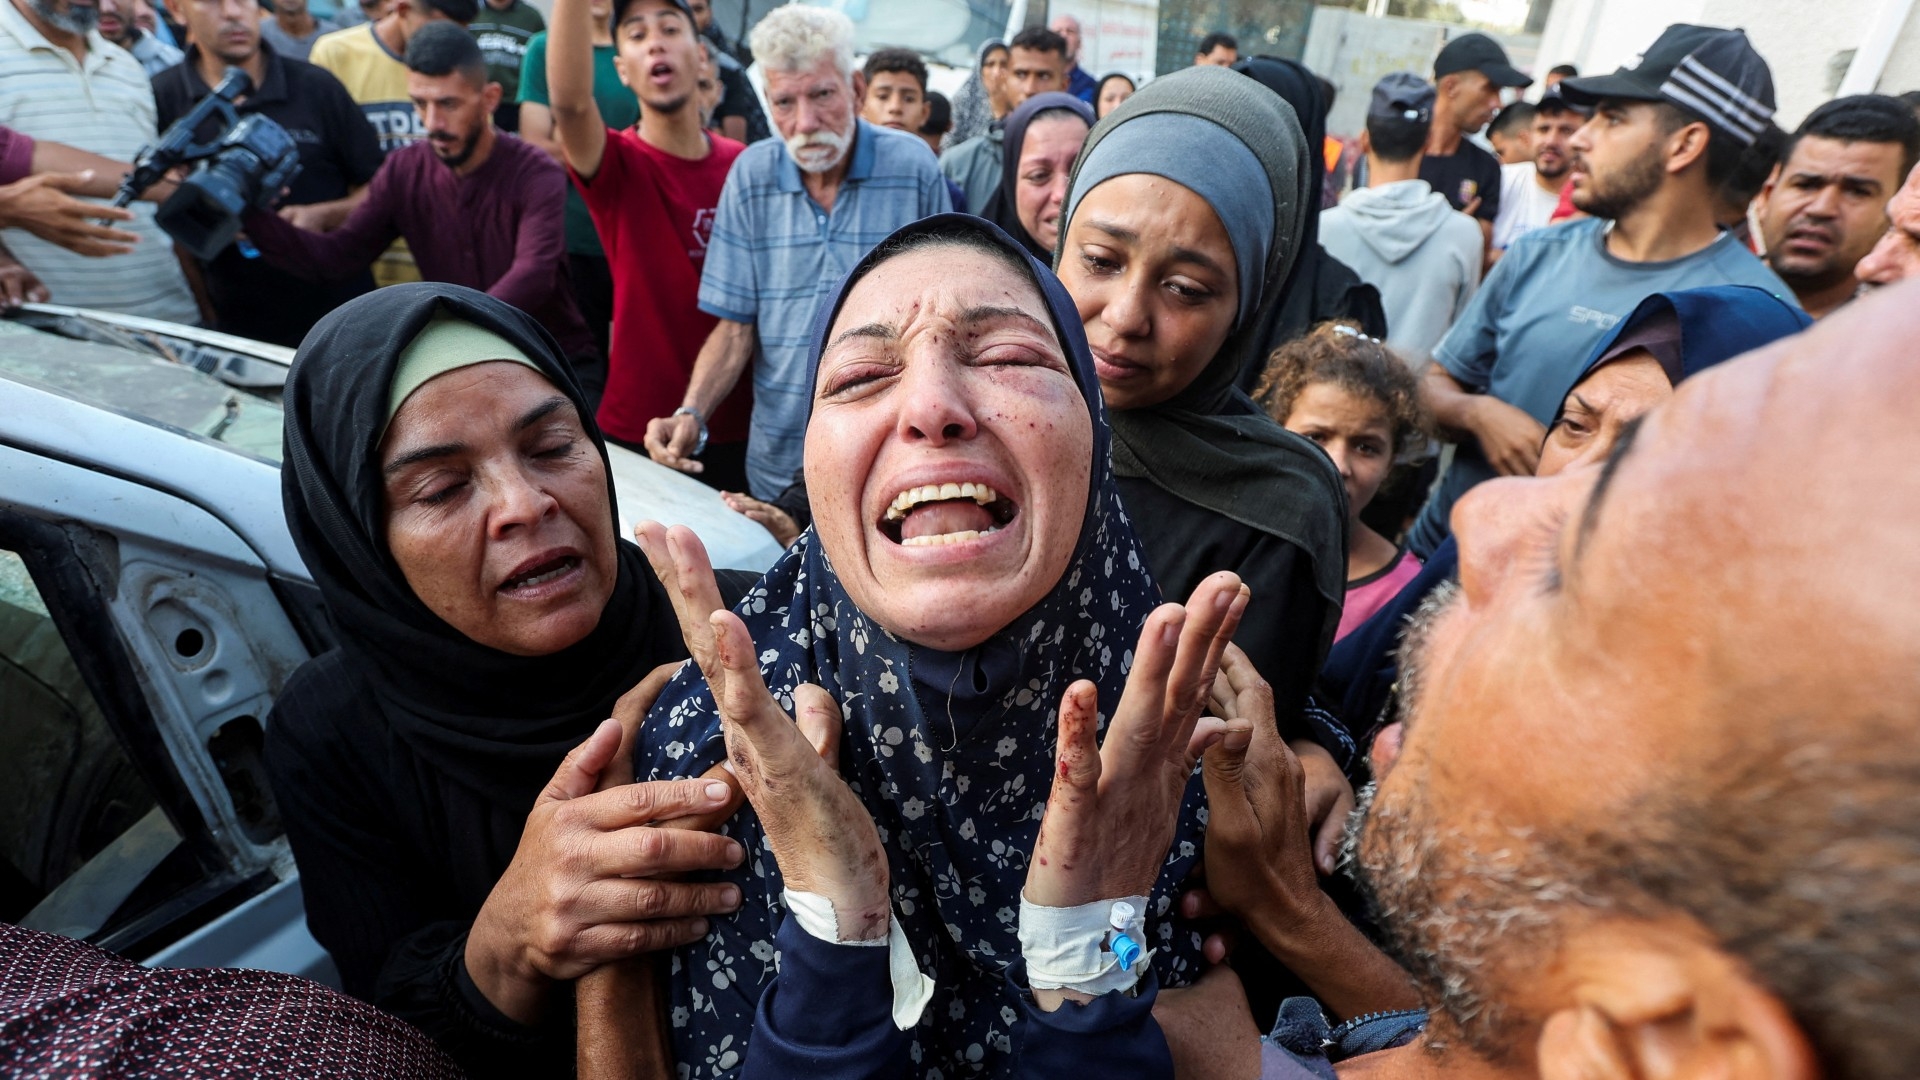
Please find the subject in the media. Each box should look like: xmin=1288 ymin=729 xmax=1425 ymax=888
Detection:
xmin=0 ymin=318 xmax=284 ymax=462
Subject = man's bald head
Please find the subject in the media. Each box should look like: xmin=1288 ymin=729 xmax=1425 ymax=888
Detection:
xmin=1358 ymin=281 xmax=1920 ymax=1079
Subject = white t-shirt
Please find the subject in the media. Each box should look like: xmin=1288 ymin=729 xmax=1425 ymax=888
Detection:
xmin=1493 ymin=162 xmax=1563 ymax=251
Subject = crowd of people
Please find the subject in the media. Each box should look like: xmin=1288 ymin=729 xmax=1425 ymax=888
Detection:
xmin=3 ymin=2 xmax=1920 ymax=1078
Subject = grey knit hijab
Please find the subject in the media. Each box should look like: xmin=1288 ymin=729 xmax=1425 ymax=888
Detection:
xmin=1063 ymin=111 xmax=1274 ymax=332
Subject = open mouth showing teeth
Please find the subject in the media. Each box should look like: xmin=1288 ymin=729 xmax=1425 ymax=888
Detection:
xmin=500 ymin=555 xmax=579 ymax=591
xmin=650 ymin=62 xmax=672 ymax=77
xmin=879 ymin=482 xmax=1017 ymax=546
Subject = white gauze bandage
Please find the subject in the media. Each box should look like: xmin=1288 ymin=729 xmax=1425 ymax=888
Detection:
xmin=781 ymin=889 xmax=934 ymax=1030
xmin=1017 ymin=894 xmax=1153 ymax=996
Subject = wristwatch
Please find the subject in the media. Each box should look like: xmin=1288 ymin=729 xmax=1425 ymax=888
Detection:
xmin=673 ymin=406 xmax=709 ymax=457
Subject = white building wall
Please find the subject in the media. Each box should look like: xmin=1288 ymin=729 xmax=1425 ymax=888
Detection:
xmin=1876 ymin=1 xmax=1920 ymax=95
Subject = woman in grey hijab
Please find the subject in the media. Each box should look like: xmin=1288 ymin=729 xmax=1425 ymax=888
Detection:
xmin=1054 ymin=65 xmax=1349 ymax=760
xmin=1052 ymin=62 xmax=1365 ymax=1029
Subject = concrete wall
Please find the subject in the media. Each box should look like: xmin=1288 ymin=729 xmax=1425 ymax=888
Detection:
xmin=1303 ymin=6 xmax=1539 ymax=137
xmin=1534 ymin=0 xmax=1916 ymax=128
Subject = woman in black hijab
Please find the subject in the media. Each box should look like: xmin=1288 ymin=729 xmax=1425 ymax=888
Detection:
xmin=980 ymin=91 xmax=1095 ymax=260
xmin=267 ymin=283 xmax=745 ymax=1077
xmin=1232 ymin=56 xmax=1387 ymax=388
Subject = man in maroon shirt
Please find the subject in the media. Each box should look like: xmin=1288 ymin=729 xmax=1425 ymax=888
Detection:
xmin=546 ymin=0 xmax=748 ymax=489
xmin=245 ymin=22 xmax=595 ymax=368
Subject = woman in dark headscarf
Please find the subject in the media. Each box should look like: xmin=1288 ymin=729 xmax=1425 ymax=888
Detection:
xmin=946 ymin=38 xmax=1009 ymax=148
xmin=1094 ymin=71 xmax=1134 ymax=118
xmin=1323 ymin=285 xmax=1813 ymax=747
xmin=1054 ymin=65 xmax=1350 ymax=763
xmin=266 ymin=283 xmax=747 ymax=1078
xmin=980 ymin=91 xmax=1095 ymax=260
xmin=633 ymin=215 xmax=1243 ymax=1079
xmin=1231 ymin=56 xmax=1387 ymax=386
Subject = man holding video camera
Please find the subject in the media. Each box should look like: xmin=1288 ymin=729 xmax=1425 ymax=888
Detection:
xmin=153 ymin=0 xmax=383 ymax=346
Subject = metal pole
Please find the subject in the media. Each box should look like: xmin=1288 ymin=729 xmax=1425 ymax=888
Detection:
xmin=1839 ymin=0 xmax=1917 ymax=96
xmin=1004 ymin=0 xmax=1030 ymax=42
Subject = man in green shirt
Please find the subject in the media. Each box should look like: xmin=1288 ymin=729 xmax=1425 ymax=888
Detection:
xmin=517 ymin=0 xmax=636 ymax=360
xmin=469 ymin=0 xmax=541 ymax=130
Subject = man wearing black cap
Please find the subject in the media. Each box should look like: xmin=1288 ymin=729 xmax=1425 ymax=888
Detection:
xmin=1492 ymin=83 xmax=1586 ymax=250
xmin=1409 ymin=24 xmax=1795 ymax=558
xmin=1423 ymin=31 xmax=1531 ymax=246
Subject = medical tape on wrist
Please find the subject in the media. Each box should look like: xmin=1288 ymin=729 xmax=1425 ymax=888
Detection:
xmin=782 ymin=889 xmax=934 ymax=1030
xmin=1017 ymin=894 xmax=1153 ymax=996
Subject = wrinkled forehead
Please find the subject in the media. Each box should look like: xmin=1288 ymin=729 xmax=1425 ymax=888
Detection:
xmin=823 ymin=243 xmax=1061 ymax=359
xmin=1576 ymin=331 xmax=1909 ymax=631
xmin=1577 ymin=355 xmax=1764 ymax=564
xmin=1574 ymin=328 xmax=1920 ymax=753
xmin=765 ymin=58 xmax=848 ymax=92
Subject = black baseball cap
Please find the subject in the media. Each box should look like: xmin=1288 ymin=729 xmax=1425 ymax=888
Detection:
xmin=1535 ymin=83 xmax=1590 ymax=117
xmin=1434 ymin=33 xmax=1533 ymax=89
xmin=1369 ymin=72 xmax=1435 ymax=124
xmin=1559 ymin=24 xmax=1775 ymax=145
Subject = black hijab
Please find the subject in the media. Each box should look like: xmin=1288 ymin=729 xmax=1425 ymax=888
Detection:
xmin=980 ymin=91 xmax=1095 ymax=259
xmin=279 ymin=282 xmax=686 ymax=806
xmin=1233 ymin=55 xmax=1388 ymax=385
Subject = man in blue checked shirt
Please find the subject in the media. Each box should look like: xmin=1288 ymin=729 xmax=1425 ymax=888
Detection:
xmin=643 ymin=4 xmax=950 ymax=500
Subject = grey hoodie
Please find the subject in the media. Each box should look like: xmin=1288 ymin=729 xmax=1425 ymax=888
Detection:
xmin=1320 ymin=178 xmax=1483 ymax=366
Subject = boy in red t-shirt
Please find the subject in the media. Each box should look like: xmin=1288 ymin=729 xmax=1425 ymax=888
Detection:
xmin=547 ymin=0 xmax=751 ymax=490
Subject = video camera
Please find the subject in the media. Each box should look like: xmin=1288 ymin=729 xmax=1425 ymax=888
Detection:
xmin=114 ymin=69 xmax=301 ymax=261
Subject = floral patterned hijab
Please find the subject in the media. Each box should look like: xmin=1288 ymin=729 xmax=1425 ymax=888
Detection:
xmin=637 ymin=215 xmax=1208 ymax=1077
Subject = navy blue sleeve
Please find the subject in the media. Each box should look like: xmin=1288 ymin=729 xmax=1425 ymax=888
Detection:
xmin=743 ymin=917 xmax=911 ymax=1080
xmin=1005 ymin=962 xmax=1174 ymax=1080
xmin=1319 ymin=537 xmax=1460 ymax=743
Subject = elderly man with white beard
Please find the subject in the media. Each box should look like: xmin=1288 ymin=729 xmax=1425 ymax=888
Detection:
xmin=643 ymin=3 xmax=949 ymax=501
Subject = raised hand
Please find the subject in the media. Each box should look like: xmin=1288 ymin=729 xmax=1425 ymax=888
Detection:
xmin=1024 ymin=571 xmax=1247 ymax=911
xmin=636 ymin=521 xmax=890 ymax=941
xmin=1195 ymin=645 xmax=1323 ymax=928
xmin=1197 ymin=644 xmax=1417 ymax=1019
xmin=1291 ymin=738 xmax=1355 ymax=877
